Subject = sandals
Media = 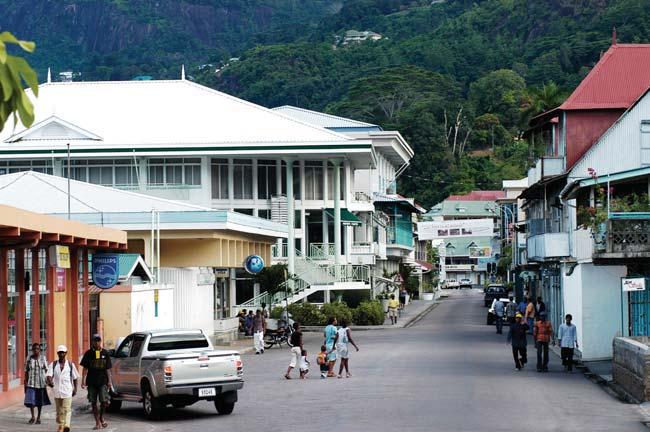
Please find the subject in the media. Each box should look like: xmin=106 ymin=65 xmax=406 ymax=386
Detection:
xmin=284 ymin=374 xmax=291 ymax=380
xmin=28 ymin=419 xmax=35 ymax=424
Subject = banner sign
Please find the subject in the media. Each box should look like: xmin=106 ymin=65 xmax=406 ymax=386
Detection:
xmin=92 ymin=254 xmax=119 ymax=290
xmin=622 ymin=278 xmax=646 ymax=292
xmin=469 ymin=246 xmax=492 ymax=258
xmin=55 ymin=268 xmax=66 ymax=292
xmin=417 ymin=219 xmax=494 ymax=241
xmin=214 ymin=268 xmax=230 ymax=279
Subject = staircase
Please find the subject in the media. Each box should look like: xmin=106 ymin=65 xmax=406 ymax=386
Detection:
xmin=235 ymin=249 xmax=371 ymax=311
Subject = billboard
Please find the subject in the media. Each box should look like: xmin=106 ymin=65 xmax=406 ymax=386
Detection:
xmin=469 ymin=246 xmax=492 ymax=258
xmin=417 ymin=219 xmax=494 ymax=241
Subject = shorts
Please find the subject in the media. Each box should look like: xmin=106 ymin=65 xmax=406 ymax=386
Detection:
xmin=87 ymin=385 xmax=109 ymax=405
xmin=337 ymin=346 xmax=349 ymax=359
xmin=289 ymin=346 xmax=301 ymax=368
xmin=388 ymin=307 xmax=398 ymax=318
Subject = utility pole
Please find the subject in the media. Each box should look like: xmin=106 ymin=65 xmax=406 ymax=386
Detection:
xmin=67 ymin=143 xmax=71 ymax=220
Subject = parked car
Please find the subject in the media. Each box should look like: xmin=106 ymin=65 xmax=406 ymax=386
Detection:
xmin=459 ymin=278 xmax=472 ymax=289
xmin=444 ymin=279 xmax=460 ymax=289
xmin=487 ymin=298 xmax=511 ymax=325
xmin=483 ymin=284 xmax=508 ymax=307
xmin=108 ymin=329 xmax=244 ymax=419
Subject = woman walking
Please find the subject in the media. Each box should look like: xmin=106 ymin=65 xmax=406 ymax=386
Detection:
xmin=285 ymin=322 xmax=303 ymax=379
xmin=24 ymin=343 xmax=51 ymax=424
xmin=323 ymin=317 xmax=338 ymax=377
xmin=333 ymin=320 xmax=359 ymax=378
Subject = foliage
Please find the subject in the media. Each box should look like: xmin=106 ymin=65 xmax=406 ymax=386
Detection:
xmin=286 ymin=302 xmax=326 ymax=326
xmin=0 ymin=31 xmax=38 ymax=132
xmin=269 ymin=306 xmax=284 ymax=319
xmin=321 ymin=301 xmax=354 ymax=325
xmin=497 ymin=244 xmax=512 ymax=276
xmin=421 ymin=282 xmax=434 ymax=293
xmin=255 ymin=264 xmax=287 ymax=296
xmin=352 ymin=300 xmax=384 ymax=325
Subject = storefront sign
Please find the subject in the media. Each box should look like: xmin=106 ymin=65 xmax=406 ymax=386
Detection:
xmin=215 ymin=268 xmax=230 ymax=279
xmin=55 ymin=268 xmax=66 ymax=292
xmin=243 ymin=255 xmax=265 ymax=275
xmin=197 ymin=272 xmax=216 ymax=286
xmin=49 ymin=245 xmax=71 ymax=269
xmin=417 ymin=219 xmax=494 ymax=240
xmin=622 ymin=278 xmax=646 ymax=292
xmin=469 ymin=246 xmax=492 ymax=258
xmin=92 ymin=254 xmax=119 ymax=289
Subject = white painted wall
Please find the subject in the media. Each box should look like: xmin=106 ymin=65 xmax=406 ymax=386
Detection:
xmin=130 ymin=284 xmax=174 ymax=333
xmin=159 ymin=267 xmax=215 ymax=337
xmin=562 ymin=266 xmax=583 ymax=350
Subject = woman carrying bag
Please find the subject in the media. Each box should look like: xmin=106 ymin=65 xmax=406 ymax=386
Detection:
xmin=24 ymin=342 xmax=51 ymax=424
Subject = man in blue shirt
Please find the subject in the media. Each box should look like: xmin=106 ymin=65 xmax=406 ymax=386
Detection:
xmin=493 ymin=298 xmax=505 ymax=334
xmin=558 ymin=313 xmax=578 ymax=373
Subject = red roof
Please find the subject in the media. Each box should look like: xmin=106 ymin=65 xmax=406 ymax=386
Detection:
xmin=560 ymin=44 xmax=650 ymax=110
xmin=447 ymin=191 xmax=505 ymax=201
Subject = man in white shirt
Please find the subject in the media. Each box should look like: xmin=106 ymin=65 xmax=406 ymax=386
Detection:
xmin=46 ymin=345 xmax=79 ymax=432
xmin=558 ymin=314 xmax=579 ymax=373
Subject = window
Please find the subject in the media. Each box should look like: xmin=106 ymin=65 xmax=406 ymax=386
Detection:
xmin=64 ymin=159 xmax=138 ymax=188
xmin=116 ymin=336 xmax=134 ymax=358
xmin=147 ymin=158 xmax=201 ymax=187
xmin=233 ymin=159 xmax=253 ymax=199
xmin=304 ymin=161 xmax=323 ymax=200
xmin=257 ymin=160 xmax=277 ymax=199
xmin=234 ymin=208 xmax=254 ymax=216
xmin=0 ymin=160 xmax=54 ymax=175
xmin=147 ymin=333 xmax=209 ymax=351
xmin=130 ymin=335 xmax=146 ymax=357
xmin=211 ymin=159 xmax=229 ymax=199
xmin=258 ymin=209 xmax=271 ymax=219
xmin=327 ymin=165 xmax=345 ymax=200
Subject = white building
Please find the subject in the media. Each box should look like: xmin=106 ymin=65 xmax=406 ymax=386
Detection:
xmin=0 ymin=78 xmax=417 ymax=308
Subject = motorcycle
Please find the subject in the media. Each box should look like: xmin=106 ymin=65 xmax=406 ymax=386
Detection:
xmin=264 ymin=320 xmax=294 ymax=349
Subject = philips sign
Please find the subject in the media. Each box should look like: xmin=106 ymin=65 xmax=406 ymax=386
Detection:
xmin=92 ymin=254 xmax=119 ymax=289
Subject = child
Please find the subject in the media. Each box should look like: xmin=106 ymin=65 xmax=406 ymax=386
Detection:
xmin=317 ymin=345 xmax=328 ymax=379
xmin=299 ymin=349 xmax=310 ymax=379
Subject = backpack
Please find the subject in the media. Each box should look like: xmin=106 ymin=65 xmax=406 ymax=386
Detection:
xmin=52 ymin=360 xmax=75 ymax=383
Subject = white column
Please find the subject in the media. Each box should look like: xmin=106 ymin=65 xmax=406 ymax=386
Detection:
xmin=333 ymin=159 xmax=342 ymax=275
xmin=228 ymin=158 xmax=234 ymax=202
xmin=286 ymin=159 xmax=295 ymax=277
xmin=229 ymin=268 xmax=237 ymax=313
xmin=322 ymin=161 xmax=329 ymax=248
xmin=202 ymin=156 xmax=211 ymax=207
xmin=138 ymin=157 xmax=148 ymax=192
xmin=253 ymin=282 xmax=260 ymax=298
xmin=252 ymin=159 xmax=258 ymax=201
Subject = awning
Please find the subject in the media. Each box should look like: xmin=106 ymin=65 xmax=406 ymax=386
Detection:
xmin=325 ymin=208 xmax=362 ymax=226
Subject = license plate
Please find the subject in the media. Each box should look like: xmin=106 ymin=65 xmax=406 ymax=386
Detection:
xmin=198 ymin=387 xmax=216 ymax=397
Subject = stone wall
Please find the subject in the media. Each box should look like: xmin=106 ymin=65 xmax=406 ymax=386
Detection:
xmin=612 ymin=336 xmax=650 ymax=402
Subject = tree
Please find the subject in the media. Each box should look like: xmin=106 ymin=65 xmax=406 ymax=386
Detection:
xmin=468 ymin=69 xmax=526 ymax=131
xmin=255 ymin=264 xmax=287 ymax=296
xmin=0 ymin=31 xmax=38 ymax=132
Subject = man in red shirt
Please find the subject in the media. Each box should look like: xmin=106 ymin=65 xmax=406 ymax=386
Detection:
xmin=533 ymin=311 xmax=554 ymax=373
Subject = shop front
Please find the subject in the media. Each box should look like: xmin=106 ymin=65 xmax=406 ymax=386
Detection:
xmin=0 ymin=204 xmax=126 ymax=407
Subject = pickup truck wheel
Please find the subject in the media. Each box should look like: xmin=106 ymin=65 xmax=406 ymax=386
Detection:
xmin=142 ymin=384 xmax=163 ymax=420
xmin=214 ymin=399 xmax=235 ymax=415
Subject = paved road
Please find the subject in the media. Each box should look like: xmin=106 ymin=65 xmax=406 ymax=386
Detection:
xmin=3 ymin=289 xmax=645 ymax=431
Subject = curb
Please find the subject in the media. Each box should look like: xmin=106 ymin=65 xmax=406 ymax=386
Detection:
xmin=404 ymin=301 xmax=440 ymax=328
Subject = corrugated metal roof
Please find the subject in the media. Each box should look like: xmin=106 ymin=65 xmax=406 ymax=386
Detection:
xmin=444 ymin=236 xmax=492 ymax=257
xmin=426 ymin=200 xmax=498 ymax=218
xmin=272 ymin=105 xmax=379 ymax=130
xmin=447 ymin=191 xmax=505 ymax=201
xmin=560 ymin=44 xmax=650 ymax=110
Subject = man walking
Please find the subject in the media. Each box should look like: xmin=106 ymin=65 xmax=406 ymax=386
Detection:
xmin=387 ymin=294 xmax=399 ymax=325
xmin=558 ymin=313 xmax=578 ymax=373
xmin=493 ymin=297 xmax=505 ymax=334
xmin=507 ymin=313 xmax=528 ymax=371
xmin=81 ymin=335 xmax=113 ymax=430
xmin=46 ymin=345 xmax=79 ymax=432
xmin=253 ymin=309 xmax=266 ymax=355
xmin=524 ymin=297 xmax=536 ymax=334
xmin=505 ymin=296 xmax=517 ymax=325
xmin=533 ymin=311 xmax=554 ymax=372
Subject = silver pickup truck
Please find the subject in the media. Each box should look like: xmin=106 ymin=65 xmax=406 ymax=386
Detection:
xmin=107 ymin=329 xmax=243 ymax=419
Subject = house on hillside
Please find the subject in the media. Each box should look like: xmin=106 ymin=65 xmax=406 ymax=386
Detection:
xmin=342 ymin=30 xmax=382 ymax=45
xmin=520 ymin=38 xmax=650 ymax=360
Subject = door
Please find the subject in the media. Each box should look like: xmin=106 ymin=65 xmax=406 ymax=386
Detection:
xmin=630 ymin=285 xmax=650 ymax=336
xmin=121 ymin=335 xmax=146 ymax=394
xmin=111 ymin=335 xmax=133 ymax=393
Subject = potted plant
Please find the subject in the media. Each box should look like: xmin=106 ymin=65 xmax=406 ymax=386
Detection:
xmin=377 ymin=290 xmax=390 ymax=312
xmin=421 ymin=282 xmax=435 ymax=301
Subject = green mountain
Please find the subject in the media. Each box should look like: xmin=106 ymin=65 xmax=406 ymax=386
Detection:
xmin=4 ymin=0 xmax=650 ymax=206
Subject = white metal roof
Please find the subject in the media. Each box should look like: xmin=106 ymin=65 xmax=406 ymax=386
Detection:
xmin=0 ymin=80 xmax=355 ymax=147
xmin=272 ymin=105 xmax=379 ymax=129
xmin=0 ymin=171 xmax=210 ymax=213
xmin=502 ymin=178 xmax=528 ymax=189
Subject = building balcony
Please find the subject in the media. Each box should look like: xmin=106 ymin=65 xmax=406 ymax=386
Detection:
xmin=527 ymin=156 xmax=564 ymax=185
xmin=350 ymin=242 xmax=377 ymax=265
xmin=526 ymin=232 xmax=569 ymax=262
xmin=593 ymin=214 xmax=650 ymax=262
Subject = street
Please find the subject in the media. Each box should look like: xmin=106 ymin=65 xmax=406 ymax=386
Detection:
xmin=2 ymin=289 xmax=645 ymax=432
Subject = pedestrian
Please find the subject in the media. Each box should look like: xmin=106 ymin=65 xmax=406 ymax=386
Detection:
xmin=533 ymin=311 xmax=554 ymax=372
xmin=323 ymin=316 xmax=338 ymax=377
xmin=80 ymin=335 xmax=113 ymax=430
xmin=261 ymin=302 xmax=269 ymax=319
xmin=299 ymin=349 xmax=310 ymax=379
xmin=558 ymin=313 xmax=578 ymax=373
xmin=506 ymin=313 xmax=529 ymax=371
xmin=46 ymin=345 xmax=79 ymax=432
xmin=285 ymin=322 xmax=303 ymax=379
xmin=245 ymin=310 xmax=255 ymax=336
xmin=493 ymin=297 xmax=505 ymax=334
xmin=536 ymin=296 xmax=546 ymax=315
xmin=518 ymin=297 xmax=527 ymax=315
xmin=333 ymin=319 xmax=359 ymax=378
xmin=399 ymin=287 xmax=408 ymax=308
xmin=524 ymin=296 xmax=536 ymax=334
xmin=505 ymin=296 xmax=517 ymax=325
xmin=387 ymin=294 xmax=399 ymax=325
xmin=24 ymin=343 xmax=50 ymax=425
xmin=238 ymin=309 xmax=247 ymax=333
xmin=317 ymin=345 xmax=328 ymax=379
xmin=253 ymin=309 xmax=266 ymax=355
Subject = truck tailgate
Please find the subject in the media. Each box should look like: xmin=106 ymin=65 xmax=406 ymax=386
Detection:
xmin=163 ymin=351 xmax=241 ymax=386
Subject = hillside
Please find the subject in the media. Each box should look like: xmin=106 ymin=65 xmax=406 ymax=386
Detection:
xmin=3 ymin=0 xmax=650 ymax=206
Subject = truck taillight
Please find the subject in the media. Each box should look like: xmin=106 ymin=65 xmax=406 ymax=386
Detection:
xmin=164 ymin=365 xmax=173 ymax=382
xmin=234 ymin=358 xmax=243 ymax=377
